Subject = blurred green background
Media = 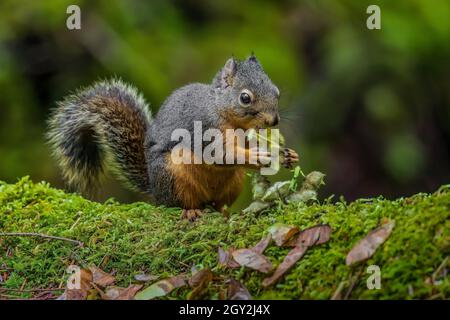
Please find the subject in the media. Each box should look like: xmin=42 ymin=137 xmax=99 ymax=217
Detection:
xmin=0 ymin=0 xmax=449 ymax=209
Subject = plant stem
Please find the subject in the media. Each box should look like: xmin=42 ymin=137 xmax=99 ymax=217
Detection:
xmin=0 ymin=232 xmax=83 ymax=247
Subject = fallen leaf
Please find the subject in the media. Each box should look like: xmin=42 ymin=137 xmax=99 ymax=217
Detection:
xmin=134 ymin=273 xmax=159 ymax=282
xmin=218 ymin=247 xmax=240 ymax=268
xmin=65 ymin=267 xmax=93 ymax=300
xmin=134 ymin=275 xmax=186 ymax=300
xmin=232 ymin=249 xmax=273 ymax=273
xmin=226 ymin=278 xmax=252 ymax=300
xmin=89 ymin=266 xmax=115 ymax=287
xmin=262 ymin=245 xmax=308 ymax=287
xmin=187 ymin=268 xmax=213 ymax=300
xmin=252 ymin=234 xmax=272 ymax=254
xmin=346 ymin=220 xmax=395 ymax=266
xmin=268 ymin=223 xmax=299 ymax=246
xmin=290 ymin=224 xmax=332 ymax=247
xmin=103 ymin=284 xmax=143 ymax=300
xmin=188 ymin=268 xmax=213 ymax=288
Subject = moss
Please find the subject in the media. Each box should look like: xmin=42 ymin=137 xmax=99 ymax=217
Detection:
xmin=0 ymin=177 xmax=449 ymax=299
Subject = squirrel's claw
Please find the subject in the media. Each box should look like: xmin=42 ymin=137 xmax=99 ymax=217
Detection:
xmin=181 ymin=209 xmax=203 ymax=222
xmin=282 ymin=148 xmax=299 ymax=169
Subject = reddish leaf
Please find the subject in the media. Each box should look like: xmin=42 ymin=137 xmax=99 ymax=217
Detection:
xmin=268 ymin=224 xmax=299 ymax=246
xmin=262 ymin=245 xmax=308 ymax=287
xmin=89 ymin=266 xmax=115 ymax=287
xmin=218 ymin=247 xmax=240 ymax=268
xmin=187 ymin=268 xmax=213 ymax=300
xmin=292 ymin=224 xmax=332 ymax=247
xmin=252 ymin=234 xmax=272 ymax=254
xmin=103 ymin=284 xmax=143 ymax=300
xmin=346 ymin=221 xmax=395 ymax=266
xmin=65 ymin=267 xmax=93 ymax=300
xmin=226 ymin=279 xmax=252 ymax=300
xmin=232 ymin=249 xmax=273 ymax=273
xmin=134 ymin=273 xmax=159 ymax=282
xmin=188 ymin=268 xmax=213 ymax=288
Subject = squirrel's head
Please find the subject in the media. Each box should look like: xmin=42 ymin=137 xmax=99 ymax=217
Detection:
xmin=213 ymin=55 xmax=280 ymax=130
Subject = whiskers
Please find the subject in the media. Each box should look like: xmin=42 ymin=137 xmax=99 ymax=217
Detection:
xmin=279 ymin=108 xmax=299 ymax=124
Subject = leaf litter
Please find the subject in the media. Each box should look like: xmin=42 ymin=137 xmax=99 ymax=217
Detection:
xmin=346 ymin=220 xmax=395 ymax=266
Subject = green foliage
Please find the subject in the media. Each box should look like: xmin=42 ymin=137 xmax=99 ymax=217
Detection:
xmin=1 ymin=177 xmax=449 ymax=299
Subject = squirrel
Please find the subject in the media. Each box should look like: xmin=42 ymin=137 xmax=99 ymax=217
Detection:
xmin=47 ymin=55 xmax=299 ymax=221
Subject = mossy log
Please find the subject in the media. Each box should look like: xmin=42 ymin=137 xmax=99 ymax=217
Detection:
xmin=0 ymin=177 xmax=449 ymax=299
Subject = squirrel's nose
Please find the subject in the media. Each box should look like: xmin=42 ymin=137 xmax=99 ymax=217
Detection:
xmin=266 ymin=113 xmax=279 ymax=127
xmin=273 ymin=114 xmax=280 ymax=126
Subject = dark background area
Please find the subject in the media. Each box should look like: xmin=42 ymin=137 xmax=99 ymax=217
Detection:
xmin=0 ymin=0 xmax=449 ymax=209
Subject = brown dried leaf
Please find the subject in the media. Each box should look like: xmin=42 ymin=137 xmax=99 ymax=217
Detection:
xmin=268 ymin=223 xmax=299 ymax=246
xmin=262 ymin=245 xmax=308 ymax=287
xmin=188 ymin=268 xmax=213 ymax=288
xmin=187 ymin=268 xmax=213 ymax=300
xmin=292 ymin=224 xmax=332 ymax=247
xmin=346 ymin=220 xmax=395 ymax=266
xmin=134 ymin=273 xmax=159 ymax=282
xmin=226 ymin=278 xmax=252 ymax=300
xmin=103 ymin=284 xmax=143 ymax=300
xmin=231 ymin=249 xmax=273 ymax=273
xmin=89 ymin=266 xmax=115 ymax=287
xmin=134 ymin=275 xmax=186 ymax=300
xmin=252 ymin=234 xmax=272 ymax=254
xmin=218 ymin=247 xmax=240 ymax=268
xmin=65 ymin=267 xmax=93 ymax=300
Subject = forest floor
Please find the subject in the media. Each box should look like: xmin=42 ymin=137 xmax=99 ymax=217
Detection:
xmin=0 ymin=177 xmax=449 ymax=299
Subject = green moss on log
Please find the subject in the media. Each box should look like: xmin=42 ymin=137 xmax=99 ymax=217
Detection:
xmin=0 ymin=177 xmax=449 ymax=299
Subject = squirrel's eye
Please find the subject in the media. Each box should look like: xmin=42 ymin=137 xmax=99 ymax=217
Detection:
xmin=239 ymin=90 xmax=253 ymax=106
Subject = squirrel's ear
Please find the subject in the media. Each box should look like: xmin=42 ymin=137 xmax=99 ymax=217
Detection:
xmin=248 ymin=54 xmax=261 ymax=67
xmin=220 ymin=57 xmax=237 ymax=88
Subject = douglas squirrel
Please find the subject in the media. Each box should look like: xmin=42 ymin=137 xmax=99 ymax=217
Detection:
xmin=47 ymin=55 xmax=299 ymax=221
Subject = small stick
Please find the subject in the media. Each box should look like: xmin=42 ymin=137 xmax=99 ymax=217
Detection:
xmin=20 ymin=279 xmax=27 ymax=291
xmin=69 ymin=215 xmax=82 ymax=231
xmin=0 ymin=232 xmax=83 ymax=247
xmin=330 ymin=281 xmax=346 ymax=300
xmin=0 ymin=287 xmax=65 ymax=292
xmin=344 ymin=266 xmax=363 ymax=300
xmin=432 ymin=256 xmax=448 ymax=282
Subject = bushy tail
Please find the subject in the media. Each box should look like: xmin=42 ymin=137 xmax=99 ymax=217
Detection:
xmin=47 ymin=79 xmax=151 ymax=194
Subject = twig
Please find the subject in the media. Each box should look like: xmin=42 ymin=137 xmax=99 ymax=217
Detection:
xmin=432 ymin=256 xmax=448 ymax=283
xmin=69 ymin=215 xmax=82 ymax=231
xmin=330 ymin=281 xmax=346 ymax=300
xmin=0 ymin=293 xmax=21 ymax=299
xmin=0 ymin=232 xmax=83 ymax=247
xmin=0 ymin=287 xmax=65 ymax=293
xmin=344 ymin=266 xmax=363 ymax=300
xmin=20 ymin=279 xmax=27 ymax=291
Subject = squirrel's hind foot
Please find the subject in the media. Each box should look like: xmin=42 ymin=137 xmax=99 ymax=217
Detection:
xmin=181 ymin=209 xmax=204 ymax=222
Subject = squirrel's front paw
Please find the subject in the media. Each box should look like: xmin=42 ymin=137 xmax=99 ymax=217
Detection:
xmin=181 ymin=209 xmax=203 ymax=222
xmin=249 ymin=147 xmax=272 ymax=167
xmin=282 ymin=148 xmax=299 ymax=169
